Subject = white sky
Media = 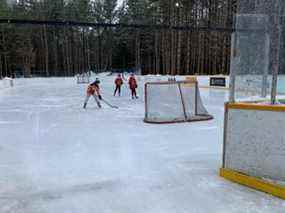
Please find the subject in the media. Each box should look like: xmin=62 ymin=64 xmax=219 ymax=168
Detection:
xmin=118 ymin=0 xmax=124 ymax=6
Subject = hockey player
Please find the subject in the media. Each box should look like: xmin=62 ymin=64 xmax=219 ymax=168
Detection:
xmin=83 ymin=78 xmax=102 ymax=109
xmin=128 ymin=73 xmax=138 ymax=99
xmin=114 ymin=74 xmax=124 ymax=96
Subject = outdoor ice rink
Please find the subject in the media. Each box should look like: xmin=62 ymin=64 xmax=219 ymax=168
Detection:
xmin=0 ymin=75 xmax=284 ymax=213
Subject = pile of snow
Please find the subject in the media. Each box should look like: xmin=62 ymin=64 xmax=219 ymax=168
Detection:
xmin=142 ymin=75 xmax=230 ymax=88
xmin=84 ymin=72 xmax=230 ymax=89
xmin=0 ymin=77 xmax=14 ymax=89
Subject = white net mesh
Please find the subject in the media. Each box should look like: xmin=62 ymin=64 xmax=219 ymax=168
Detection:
xmin=230 ymin=1 xmax=285 ymax=102
xmin=144 ymin=81 xmax=213 ymax=124
xmin=231 ymin=14 xmax=271 ymax=100
xmin=76 ymin=73 xmax=90 ymax=84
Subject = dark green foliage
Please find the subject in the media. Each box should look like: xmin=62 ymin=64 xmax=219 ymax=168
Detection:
xmin=0 ymin=0 xmax=236 ymax=77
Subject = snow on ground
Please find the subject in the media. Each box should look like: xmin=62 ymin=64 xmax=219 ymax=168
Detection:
xmin=0 ymin=75 xmax=284 ymax=213
xmin=0 ymin=77 xmax=14 ymax=89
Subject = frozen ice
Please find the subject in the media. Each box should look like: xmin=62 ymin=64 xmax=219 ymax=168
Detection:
xmin=0 ymin=76 xmax=284 ymax=213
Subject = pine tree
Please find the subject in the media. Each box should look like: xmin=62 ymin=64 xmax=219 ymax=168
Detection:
xmin=0 ymin=0 xmax=236 ymax=77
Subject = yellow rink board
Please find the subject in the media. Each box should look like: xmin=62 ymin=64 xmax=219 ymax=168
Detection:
xmin=227 ymin=102 xmax=285 ymax=112
xmin=220 ymin=168 xmax=285 ymax=200
xmin=222 ymin=102 xmax=285 ymax=200
xmin=185 ymin=76 xmax=198 ymax=83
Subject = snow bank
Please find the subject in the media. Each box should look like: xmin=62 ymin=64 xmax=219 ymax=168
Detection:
xmin=0 ymin=77 xmax=14 ymax=89
xmin=79 ymin=72 xmax=230 ymax=89
xmin=142 ymin=75 xmax=230 ymax=88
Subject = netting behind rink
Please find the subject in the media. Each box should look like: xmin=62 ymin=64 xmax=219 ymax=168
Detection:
xmin=144 ymin=81 xmax=213 ymax=124
xmin=230 ymin=1 xmax=285 ymax=102
xmin=230 ymin=14 xmax=271 ymax=100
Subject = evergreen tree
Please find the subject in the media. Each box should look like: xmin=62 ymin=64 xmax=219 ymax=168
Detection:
xmin=0 ymin=0 xmax=236 ymax=77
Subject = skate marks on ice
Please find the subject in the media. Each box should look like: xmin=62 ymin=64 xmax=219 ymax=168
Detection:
xmin=0 ymin=174 xmax=284 ymax=213
xmin=1 ymin=78 xmax=285 ymax=213
xmin=0 ymin=110 xmax=32 ymax=126
xmin=0 ymin=120 xmax=24 ymax=125
xmin=0 ymin=179 xmax=121 ymax=213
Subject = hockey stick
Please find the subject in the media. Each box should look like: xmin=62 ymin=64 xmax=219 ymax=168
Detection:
xmin=101 ymin=98 xmax=119 ymax=109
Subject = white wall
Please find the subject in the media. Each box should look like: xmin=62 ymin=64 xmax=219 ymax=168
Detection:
xmin=0 ymin=78 xmax=14 ymax=89
xmin=225 ymin=108 xmax=285 ymax=184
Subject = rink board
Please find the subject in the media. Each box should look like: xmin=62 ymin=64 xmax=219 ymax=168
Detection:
xmin=221 ymin=102 xmax=285 ymax=199
xmin=220 ymin=168 xmax=285 ymax=200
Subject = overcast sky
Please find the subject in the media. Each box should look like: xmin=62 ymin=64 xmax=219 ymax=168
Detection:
xmin=118 ymin=0 xmax=124 ymax=6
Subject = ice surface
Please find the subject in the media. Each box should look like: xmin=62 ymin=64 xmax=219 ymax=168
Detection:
xmin=0 ymin=76 xmax=284 ymax=213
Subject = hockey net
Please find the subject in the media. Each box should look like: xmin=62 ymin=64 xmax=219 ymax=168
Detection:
xmin=76 ymin=73 xmax=90 ymax=84
xmin=144 ymin=81 xmax=213 ymax=124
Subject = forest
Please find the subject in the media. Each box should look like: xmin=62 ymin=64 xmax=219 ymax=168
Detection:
xmin=0 ymin=0 xmax=237 ymax=77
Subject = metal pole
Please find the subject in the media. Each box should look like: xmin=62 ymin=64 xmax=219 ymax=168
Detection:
xmin=270 ymin=1 xmax=282 ymax=104
xmin=144 ymin=83 xmax=148 ymax=120
xmin=222 ymin=103 xmax=229 ymax=168
xmin=194 ymin=82 xmax=198 ymax=115
xmin=178 ymin=83 xmax=188 ymax=120
xmin=261 ymin=33 xmax=270 ymax=98
xmin=229 ymin=33 xmax=237 ymax=103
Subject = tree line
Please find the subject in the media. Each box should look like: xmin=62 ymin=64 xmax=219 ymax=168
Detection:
xmin=0 ymin=0 xmax=237 ymax=78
